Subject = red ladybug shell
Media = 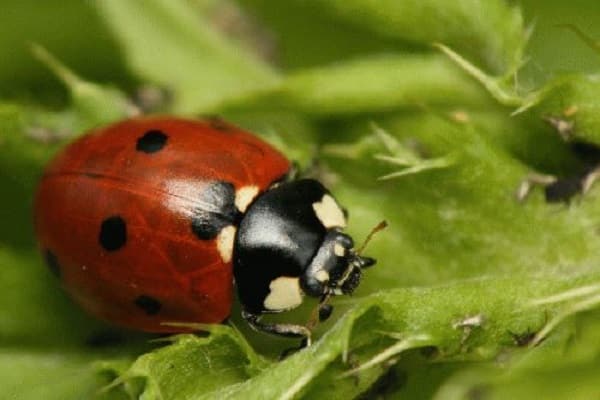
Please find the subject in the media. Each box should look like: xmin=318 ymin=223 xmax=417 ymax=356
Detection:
xmin=34 ymin=117 xmax=291 ymax=332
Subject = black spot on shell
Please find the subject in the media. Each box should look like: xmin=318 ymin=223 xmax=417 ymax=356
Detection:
xmin=134 ymin=295 xmax=162 ymax=315
xmin=44 ymin=250 xmax=61 ymax=278
xmin=191 ymin=181 xmax=240 ymax=240
xmin=191 ymin=216 xmax=222 ymax=240
xmin=99 ymin=216 xmax=127 ymax=251
xmin=136 ymin=130 xmax=168 ymax=153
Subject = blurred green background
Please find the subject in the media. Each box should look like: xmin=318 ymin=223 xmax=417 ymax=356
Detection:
xmin=3 ymin=0 xmax=600 ymax=399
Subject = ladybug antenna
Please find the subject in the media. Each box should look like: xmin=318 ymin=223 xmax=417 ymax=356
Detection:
xmin=356 ymin=220 xmax=388 ymax=256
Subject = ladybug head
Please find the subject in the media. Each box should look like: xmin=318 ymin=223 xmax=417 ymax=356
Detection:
xmin=233 ymin=179 xmax=377 ymax=315
xmin=300 ymin=229 xmax=376 ymax=299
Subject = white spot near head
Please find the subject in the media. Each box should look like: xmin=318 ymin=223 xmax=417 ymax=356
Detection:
xmin=312 ymin=194 xmax=347 ymax=229
xmin=315 ymin=269 xmax=329 ymax=283
xmin=235 ymin=185 xmax=260 ymax=213
xmin=263 ymin=276 xmax=304 ymax=311
xmin=334 ymin=243 xmax=346 ymax=257
xmin=217 ymin=225 xmax=236 ymax=263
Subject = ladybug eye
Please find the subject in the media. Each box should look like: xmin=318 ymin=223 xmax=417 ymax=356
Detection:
xmin=340 ymin=267 xmax=362 ymax=295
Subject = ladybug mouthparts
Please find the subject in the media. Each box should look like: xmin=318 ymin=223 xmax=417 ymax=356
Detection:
xmin=336 ymin=253 xmax=377 ymax=296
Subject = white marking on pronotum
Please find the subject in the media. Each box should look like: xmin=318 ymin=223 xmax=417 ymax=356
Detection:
xmin=217 ymin=225 xmax=236 ymax=263
xmin=235 ymin=185 xmax=260 ymax=213
xmin=312 ymin=194 xmax=347 ymax=228
xmin=263 ymin=276 xmax=304 ymax=311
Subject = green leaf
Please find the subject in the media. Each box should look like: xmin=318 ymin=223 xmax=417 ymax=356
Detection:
xmin=0 ymin=246 xmax=124 ymax=347
xmin=30 ymin=44 xmax=136 ymax=130
xmin=291 ymin=0 xmax=525 ymax=75
xmin=219 ymin=54 xmax=493 ymax=116
xmin=319 ymin=111 xmax=600 ymax=291
xmin=532 ymin=74 xmax=600 ymax=146
xmin=108 ymin=327 xmax=269 ymax=399
xmin=238 ymin=0 xmax=401 ymax=69
xmin=0 ymin=350 xmax=126 ymax=400
xmin=0 ymin=0 xmax=131 ymax=97
xmin=0 ymin=46 xmax=134 ymax=193
xmin=432 ymin=311 xmax=600 ymax=400
xmin=104 ymin=276 xmax=600 ymax=399
xmin=95 ymin=0 xmax=277 ymax=114
xmin=5 ymin=1 xmax=600 ymax=399
xmin=219 ymin=110 xmax=318 ymax=167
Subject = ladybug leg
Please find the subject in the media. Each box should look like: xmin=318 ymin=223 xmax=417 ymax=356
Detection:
xmin=318 ymin=303 xmax=334 ymax=322
xmin=517 ymin=172 xmax=590 ymax=203
xmin=306 ymin=296 xmax=334 ymax=331
xmin=581 ymin=165 xmax=600 ymax=194
xmin=516 ymin=173 xmax=558 ymax=202
xmin=241 ymin=310 xmax=312 ymax=345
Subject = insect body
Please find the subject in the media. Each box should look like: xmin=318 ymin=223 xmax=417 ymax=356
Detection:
xmin=34 ymin=117 xmax=375 ymax=343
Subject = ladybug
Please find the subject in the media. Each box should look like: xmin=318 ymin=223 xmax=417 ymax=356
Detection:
xmin=34 ymin=116 xmax=375 ymax=344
